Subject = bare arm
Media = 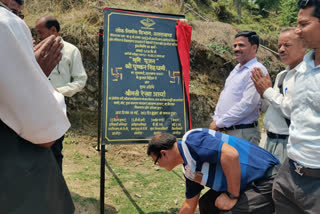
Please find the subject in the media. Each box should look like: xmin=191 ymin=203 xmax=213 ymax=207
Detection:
xmin=179 ymin=193 xmax=200 ymax=214
xmin=215 ymin=143 xmax=240 ymax=210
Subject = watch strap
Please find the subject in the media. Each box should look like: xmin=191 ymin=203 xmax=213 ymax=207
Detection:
xmin=226 ymin=191 xmax=240 ymax=199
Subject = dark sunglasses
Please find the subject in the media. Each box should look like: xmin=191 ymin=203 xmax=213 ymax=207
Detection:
xmin=298 ymin=0 xmax=311 ymax=8
xmin=154 ymin=154 xmax=161 ymax=165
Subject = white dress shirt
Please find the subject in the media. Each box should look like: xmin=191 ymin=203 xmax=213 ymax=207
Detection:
xmin=48 ymin=39 xmax=87 ymax=97
xmin=287 ymin=50 xmax=320 ymax=168
xmin=263 ymin=65 xmax=299 ymax=135
xmin=213 ymin=58 xmax=268 ymax=128
xmin=0 ymin=7 xmax=70 ymax=144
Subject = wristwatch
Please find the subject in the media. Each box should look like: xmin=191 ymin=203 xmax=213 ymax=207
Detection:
xmin=226 ymin=191 xmax=240 ymax=199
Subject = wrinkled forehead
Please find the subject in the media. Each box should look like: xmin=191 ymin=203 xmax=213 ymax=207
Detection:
xmin=279 ymin=30 xmax=298 ymax=42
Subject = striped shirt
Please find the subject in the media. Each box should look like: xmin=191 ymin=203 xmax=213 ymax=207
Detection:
xmin=177 ymin=128 xmax=279 ymax=199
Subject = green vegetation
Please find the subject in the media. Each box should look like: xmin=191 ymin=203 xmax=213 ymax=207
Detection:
xmin=208 ymin=43 xmax=233 ymax=55
xmin=185 ymin=0 xmax=299 ymax=50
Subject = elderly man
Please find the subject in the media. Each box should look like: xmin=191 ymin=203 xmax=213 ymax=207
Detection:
xmin=147 ymin=129 xmax=279 ymax=213
xmin=251 ymin=28 xmax=306 ymax=165
xmin=35 ymin=15 xmax=87 ymax=96
xmin=210 ymin=31 xmax=268 ymax=145
xmin=35 ymin=15 xmax=87 ymax=170
xmin=0 ymin=1 xmax=74 ymax=213
xmin=271 ymin=0 xmax=320 ymax=213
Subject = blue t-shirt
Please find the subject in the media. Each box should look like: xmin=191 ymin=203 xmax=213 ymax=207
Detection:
xmin=177 ymin=128 xmax=279 ymax=199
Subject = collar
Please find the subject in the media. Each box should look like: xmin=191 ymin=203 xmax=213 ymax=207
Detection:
xmin=235 ymin=57 xmax=258 ymax=71
xmin=286 ymin=61 xmax=303 ymax=73
xmin=304 ymin=50 xmax=319 ymax=68
xmin=177 ymin=140 xmax=187 ymax=165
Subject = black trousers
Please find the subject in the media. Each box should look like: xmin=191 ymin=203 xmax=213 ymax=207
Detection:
xmin=0 ymin=121 xmax=74 ymax=214
xmin=51 ymin=135 xmax=64 ymax=171
xmin=199 ymin=175 xmax=275 ymax=214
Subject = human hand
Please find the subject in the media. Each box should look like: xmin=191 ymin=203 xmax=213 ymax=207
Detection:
xmin=209 ymin=120 xmax=219 ymax=131
xmin=34 ymin=35 xmax=64 ymax=77
xmin=215 ymin=193 xmax=238 ymax=211
xmin=250 ymin=67 xmax=272 ymax=97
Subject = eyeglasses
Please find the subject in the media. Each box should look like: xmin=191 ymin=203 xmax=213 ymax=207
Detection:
xmin=298 ymin=0 xmax=311 ymax=8
xmin=154 ymin=154 xmax=161 ymax=165
xmin=11 ymin=9 xmax=24 ymax=19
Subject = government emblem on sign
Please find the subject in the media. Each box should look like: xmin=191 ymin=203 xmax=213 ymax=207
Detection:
xmin=140 ymin=18 xmax=156 ymax=29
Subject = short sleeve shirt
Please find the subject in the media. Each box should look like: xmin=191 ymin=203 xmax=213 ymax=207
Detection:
xmin=177 ymin=128 xmax=279 ymax=199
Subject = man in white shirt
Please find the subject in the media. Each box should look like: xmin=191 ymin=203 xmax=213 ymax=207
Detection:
xmin=35 ymin=15 xmax=88 ymax=96
xmin=271 ymin=0 xmax=320 ymax=213
xmin=209 ymin=31 xmax=268 ymax=145
xmin=34 ymin=15 xmax=88 ymax=170
xmin=0 ymin=1 xmax=74 ymax=213
xmin=251 ymin=28 xmax=306 ymax=165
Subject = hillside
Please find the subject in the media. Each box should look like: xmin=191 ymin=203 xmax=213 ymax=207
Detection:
xmin=23 ymin=0 xmax=287 ymax=126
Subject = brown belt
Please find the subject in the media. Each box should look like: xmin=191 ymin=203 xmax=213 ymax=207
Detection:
xmin=290 ymin=159 xmax=320 ymax=178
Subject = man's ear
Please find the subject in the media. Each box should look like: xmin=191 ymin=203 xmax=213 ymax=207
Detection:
xmin=160 ymin=150 xmax=166 ymax=157
xmin=253 ymin=44 xmax=258 ymax=53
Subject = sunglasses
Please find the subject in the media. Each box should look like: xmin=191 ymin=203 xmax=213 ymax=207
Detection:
xmin=154 ymin=154 xmax=161 ymax=165
xmin=298 ymin=0 xmax=311 ymax=8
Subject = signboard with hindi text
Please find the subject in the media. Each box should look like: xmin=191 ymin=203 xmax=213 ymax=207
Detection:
xmin=102 ymin=8 xmax=189 ymax=144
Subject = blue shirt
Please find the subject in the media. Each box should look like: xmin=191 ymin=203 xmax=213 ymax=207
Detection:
xmin=288 ymin=50 xmax=320 ymax=168
xmin=213 ymin=58 xmax=268 ymax=128
xmin=177 ymin=128 xmax=279 ymax=199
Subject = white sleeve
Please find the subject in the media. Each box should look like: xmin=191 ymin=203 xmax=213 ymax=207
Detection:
xmin=57 ymin=46 xmax=87 ymax=97
xmin=0 ymin=12 xmax=70 ymax=144
xmin=263 ymin=70 xmax=292 ymax=119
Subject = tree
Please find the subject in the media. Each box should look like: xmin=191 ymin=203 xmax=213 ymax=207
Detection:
xmin=278 ymin=0 xmax=299 ymax=26
xmin=234 ymin=0 xmax=242 ymax=23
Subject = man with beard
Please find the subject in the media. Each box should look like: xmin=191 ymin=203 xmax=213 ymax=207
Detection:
xmin=251 ymin=28 xmax=306 ymax=165
xmin=210 ymin=31 xmax=268 ymax=145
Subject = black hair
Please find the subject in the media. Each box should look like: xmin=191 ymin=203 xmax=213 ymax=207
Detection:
xmin=147 ymin=133 xmax=176 ymax=158
xmin=235 ymin=31 xmax=260 ymax=49
xmin=298 ymin=0 xmax=320 ymax=21
xmin=44 ymin=16 xmax=60 ymax=32
xmin=14 ymin=0 xmax=24 ymax=5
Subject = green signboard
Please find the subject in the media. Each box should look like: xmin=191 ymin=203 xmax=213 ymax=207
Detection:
xmin=102 ymin=8 xmax=189 ymax=144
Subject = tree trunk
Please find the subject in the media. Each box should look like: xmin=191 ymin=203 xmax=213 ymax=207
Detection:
xmin=235 ymin=0 xmax=242 ymax=23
